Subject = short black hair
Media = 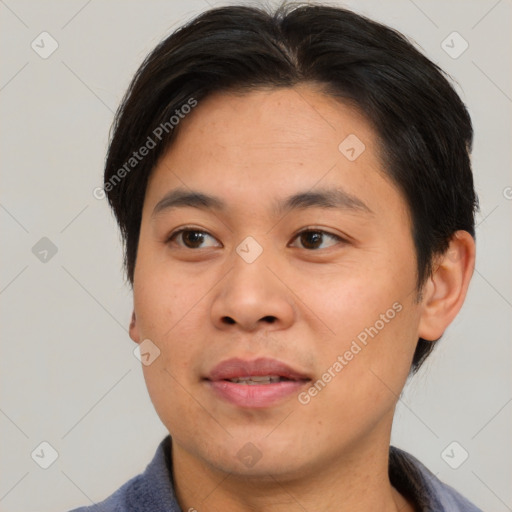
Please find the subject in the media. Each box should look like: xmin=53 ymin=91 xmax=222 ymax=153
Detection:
xmin=103 ymin=1 xmax=478 ymax=373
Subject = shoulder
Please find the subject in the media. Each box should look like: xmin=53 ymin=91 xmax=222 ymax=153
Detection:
xmin=66 ymin=436 xmax=181 ymax=512
xmin=389 ymin=445 xmax=483 ymax=512
xmin=66 ymin=472 xmax=144 ymax=512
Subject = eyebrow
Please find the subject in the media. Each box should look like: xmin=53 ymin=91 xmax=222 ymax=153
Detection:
xmin=151 ymin=186 xmax=372 ymax=218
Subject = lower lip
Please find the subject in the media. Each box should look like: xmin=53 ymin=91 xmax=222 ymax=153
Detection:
xmin=207 ymin=380 xmax=309 ymax=408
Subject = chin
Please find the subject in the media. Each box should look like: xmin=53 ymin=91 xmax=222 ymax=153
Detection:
xmin=207 ymin=435 xmax=316 ymax=478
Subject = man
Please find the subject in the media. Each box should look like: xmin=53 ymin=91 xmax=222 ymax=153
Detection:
xmin=71 ymin=2 xmax=481 ymax=511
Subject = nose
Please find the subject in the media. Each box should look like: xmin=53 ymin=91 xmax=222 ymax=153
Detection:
xmin=210 ymin=251 xmax=295 ymax=332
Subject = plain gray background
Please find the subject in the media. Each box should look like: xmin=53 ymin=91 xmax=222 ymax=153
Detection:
xmin=1 ymin=0 xmax=511 ymax=510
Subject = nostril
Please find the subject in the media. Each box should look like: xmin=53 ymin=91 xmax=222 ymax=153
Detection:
xmin=220 ymin=315 xmax=276 ymax=326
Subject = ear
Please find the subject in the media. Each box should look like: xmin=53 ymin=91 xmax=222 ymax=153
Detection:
xmin=129 ymin=310 xmax=141 ymax=344
xmin=418 ymin=230 xmax=476 ymax=341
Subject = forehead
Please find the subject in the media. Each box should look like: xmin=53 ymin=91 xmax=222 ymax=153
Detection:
xmin=160 ymin=85 xmax=378 ymax=166
xmin=144 ymin=85 xmax=408 ymax=224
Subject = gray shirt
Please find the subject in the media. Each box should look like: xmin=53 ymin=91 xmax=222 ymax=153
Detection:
xmin=69 ymin=436 xmax=483 ymax=511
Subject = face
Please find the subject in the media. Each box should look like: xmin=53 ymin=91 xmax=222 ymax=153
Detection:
xmin=130 ymin=85 xmax=425 ymax=479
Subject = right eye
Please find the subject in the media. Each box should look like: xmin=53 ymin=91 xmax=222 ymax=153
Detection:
xmin=166 ymin=228 xmax=221 ymax=249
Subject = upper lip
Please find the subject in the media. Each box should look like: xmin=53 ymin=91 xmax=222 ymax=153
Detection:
xmin=206 ymin=357 xmax=311 ymax=381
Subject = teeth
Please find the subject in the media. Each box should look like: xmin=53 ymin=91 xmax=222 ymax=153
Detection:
xmin=228 ymin=375 xmax=283 ymax=385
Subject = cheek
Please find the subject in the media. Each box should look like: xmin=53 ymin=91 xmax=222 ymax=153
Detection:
xmin=133 ymin=258 xmax=202 ymax=337
xmin=136 ymin=288 xmax=206 ymax=438
xmin=296 ymin=311 xmax=417 ymax=451
xmin=302 ymin=268 xmax=401 ymax=344
xmin=301 ymin=261 xmax=419 ymax=408
xmin=142 ymin=361 xmax=204 ymax=445
xmin=329 ymin=300 xmax=418 ymax=405
xmin=343 ymin=253 xmax=415 ymax=338
xmin=133 ymin=268 xmax=204 ymax=397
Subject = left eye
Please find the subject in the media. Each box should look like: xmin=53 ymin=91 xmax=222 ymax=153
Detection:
xmin=289 ymin=230 xmax=343 ymax=250
xmin=167 ymin=229 xmax=220 ymax=249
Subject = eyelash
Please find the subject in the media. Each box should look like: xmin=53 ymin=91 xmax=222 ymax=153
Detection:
xmin=166 ymin=227 xmax=346 ymax=250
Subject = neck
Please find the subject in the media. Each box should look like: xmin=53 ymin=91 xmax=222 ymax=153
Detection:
xmin=171 ymin=432 xmax=415 ymax=512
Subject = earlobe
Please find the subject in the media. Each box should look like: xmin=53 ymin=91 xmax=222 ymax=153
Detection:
xmin=129 ymin=310 xmax=141 ymax=344
xmin=418 ymin=231 xmax=476 ymax=341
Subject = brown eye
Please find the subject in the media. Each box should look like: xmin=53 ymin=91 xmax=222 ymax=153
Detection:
xmin=299 ymin=231 xmax=323 ymax=249
xmin=168 ymin=229 xmax=219 ymax=249
xmin=290 ymin=229 xmax=343 ymax=250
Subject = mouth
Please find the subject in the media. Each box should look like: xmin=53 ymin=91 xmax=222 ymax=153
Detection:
xmin=204 ymin=357 xmax=311 ymax=408
xmin=226 ymin=375 xmax=293 ymax=384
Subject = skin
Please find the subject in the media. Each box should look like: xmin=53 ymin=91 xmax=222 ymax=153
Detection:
xmin=129 ymin=84 xmax=475 ymax=512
